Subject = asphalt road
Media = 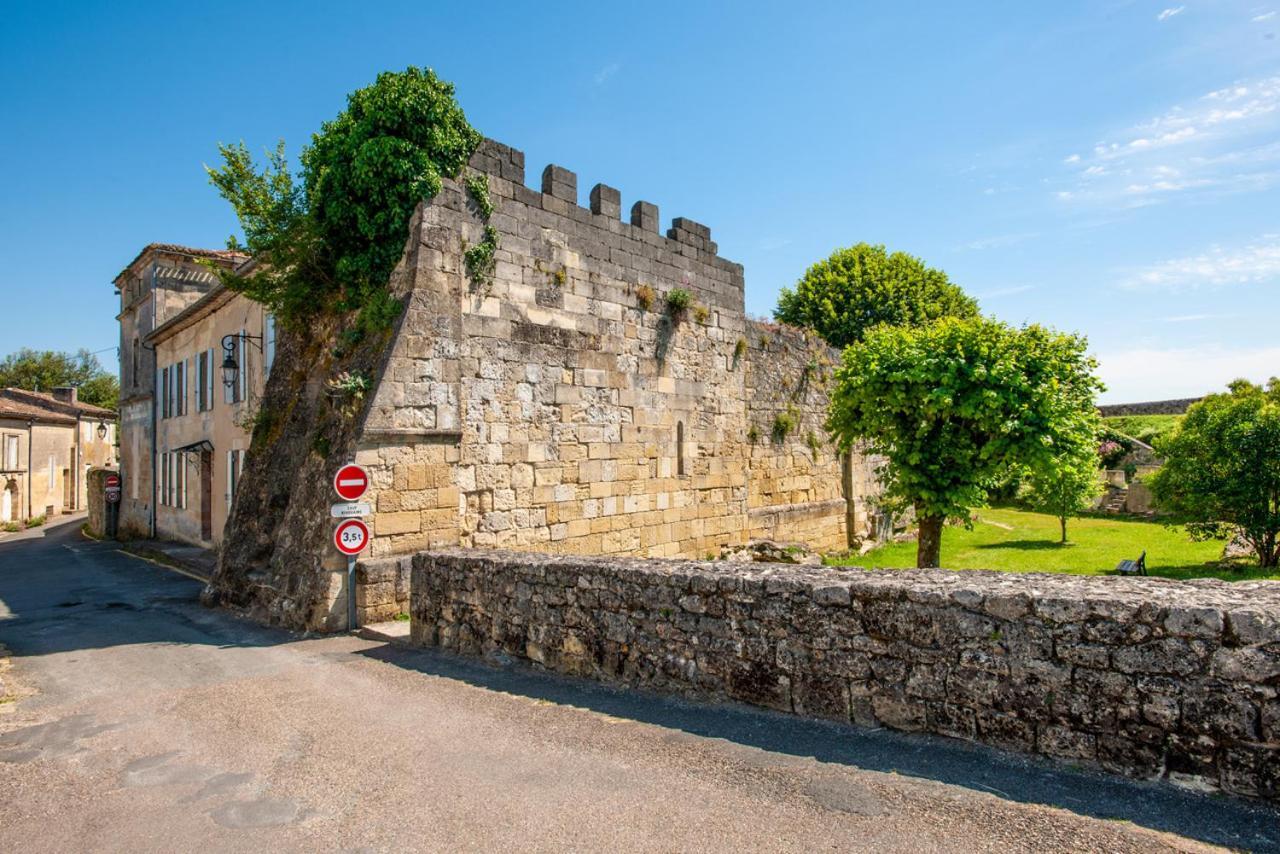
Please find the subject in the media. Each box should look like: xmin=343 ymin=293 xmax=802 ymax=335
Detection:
xmin=1 ymin=519 xmax=1277 ymax=852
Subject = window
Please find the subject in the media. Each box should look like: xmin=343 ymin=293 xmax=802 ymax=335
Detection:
xmin=264 ymin=313 xmax=276 ymax=375
xmin=161 ymin=366 xmax=170 ymax=418
xmin=227 ymin=449 xmax=244 ymax=508
xmin=131 ymin=337 xmax=139 ymax=388
xmin=676 ymin=421 xmax=686 ymax=476
xmin=177 ymin=455 xmax=186 ymax=509
xmin=3 ymin=435 xmax=17 ymax=470
xmin=159 ymin=452 xmax=168 ymax=506
xmin=175 ymin=360 xmax=187 ymax=417
xmin=197 ymin=351 xmax=208 ymax=412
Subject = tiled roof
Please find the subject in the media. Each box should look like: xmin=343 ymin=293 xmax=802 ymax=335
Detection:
xmin=0 ymin=388 xmax=115 ymax=424
xmin=114 ymin=243 xmax=248 ymax=284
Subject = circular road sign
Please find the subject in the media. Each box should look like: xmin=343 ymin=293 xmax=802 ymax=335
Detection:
xmin=105 ymin=473 xmax=120 ymax=489
xmin=334 ymin=518 xmax=370 ymax=556
xmin=333 ymin=463 xmax=370 ymax=501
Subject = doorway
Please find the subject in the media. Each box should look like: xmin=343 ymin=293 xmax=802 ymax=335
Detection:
xmin=1 ymin=483 xmax=11 ymax=522
xmin=200 ymin=451 xmax=213 ymax=541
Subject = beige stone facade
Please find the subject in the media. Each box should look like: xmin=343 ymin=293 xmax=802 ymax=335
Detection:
xmin=352 ymin=140 xmax=883 ymax=563
xmin=113 ymin=244 xmax=247 ymax=539
xmin=147 ymin=287 xmax=275 ymax=547
xmin=0 ymin=388 xmax=116 ymax=524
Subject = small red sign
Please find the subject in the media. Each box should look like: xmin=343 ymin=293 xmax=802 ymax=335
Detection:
xmin=333 ymin=518 xmax=370 ymax=556
xmin=105 ymin=474 xmax=121 ymax=489
xmin=333 ymin=464 xmax=370 ymax=501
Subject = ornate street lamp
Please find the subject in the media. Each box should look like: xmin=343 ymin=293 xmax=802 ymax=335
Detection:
xmin=96 ymin=421 xmax=108 ymax=440
xmin=221 ymin=332 xmax=264 ymax=391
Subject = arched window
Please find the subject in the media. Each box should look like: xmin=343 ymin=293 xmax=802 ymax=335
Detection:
xmin=676 ymin=420 xmax=686 ymax=477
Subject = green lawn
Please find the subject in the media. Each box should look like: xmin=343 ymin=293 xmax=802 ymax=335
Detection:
xmin=829 ymin=506 xmax=1280 ymax=581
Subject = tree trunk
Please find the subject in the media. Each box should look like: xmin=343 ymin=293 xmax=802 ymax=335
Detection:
xmin=1259 ymin=533 xmax=1278 ymax=568
xmin=917 ymin=512 xmax=944 ymax=568
xmin=1060 ymin=515 xmax=1068 ymax=544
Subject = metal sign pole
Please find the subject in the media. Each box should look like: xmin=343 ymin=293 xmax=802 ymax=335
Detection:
xmin=347 ymin=555 xmax=357 ymax=631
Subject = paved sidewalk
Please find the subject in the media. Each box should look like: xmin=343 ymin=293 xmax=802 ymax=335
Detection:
xmin=118 ymin=537 xmax=217 ymax=581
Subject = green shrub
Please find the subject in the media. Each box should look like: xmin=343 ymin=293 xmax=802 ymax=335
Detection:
xmin=665 ymin=288 xmax=693 ymax=315
xmin=772 ymin=410 xmax=797 ymax=442
xmin=1 ymin=522 xmax=20 ymax=533
xmin=693 ymin=304 xmax=710 ymax=324
xmin=734 ymin=338 xmax=748 ymax=359
xmin=25 ymin=515 xmax=45 ymax=529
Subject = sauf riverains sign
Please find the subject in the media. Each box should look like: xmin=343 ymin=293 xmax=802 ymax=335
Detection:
xmin=332 ymin=463 xmax=371 ymax=629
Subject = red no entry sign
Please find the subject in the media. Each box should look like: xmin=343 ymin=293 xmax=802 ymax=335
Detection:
xmin=333 ymin=463 xmax=370 ymax=501
xmin=333 ymin=518 xmax=370 ymax=556
xmin=104 ymin=474 xmax=120 ymax=489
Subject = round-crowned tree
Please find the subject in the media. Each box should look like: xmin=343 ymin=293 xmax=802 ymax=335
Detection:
xmin=828 ymin=316 xmax=1103 ymax=568
xmin=775 ymin=243 xmax=979 ymax=349
xmin=1150 ymin=379 xmax=1280 ymax=567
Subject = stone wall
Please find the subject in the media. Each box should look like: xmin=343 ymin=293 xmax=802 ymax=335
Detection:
xmin=411 ymin=549 xmax=1280 ymax=801
xmin=1100 ymin=399 xmax=1200 ymax=416
xmin=354 ymin=138 xmax=872 ymax=563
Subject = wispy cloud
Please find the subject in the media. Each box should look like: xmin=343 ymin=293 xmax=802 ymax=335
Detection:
xmin=756 ymin=236 xmax=792 ymax=252
xmin=1160 ymin=312 xmax=1234 ymax=323
xmin=1156 ymin=6 xmax=1185 ymax=21
xmin=962 ymin=232 xmax=1038 ymax=251
xmin=1253 ymin=11 xmax=1276 ymax=22
xmin=1119 ymin=234 xmax=1280 ymax=290
xmin=1054 ymin=74 xmax=1280 ymax=206
xmin=976 ymin=284 xmax=1035 ymax=299
xmin=1097 ymin=344 xmax=1280 ymax=402
xmin=593 ymin=62 xmax=621 ymax=86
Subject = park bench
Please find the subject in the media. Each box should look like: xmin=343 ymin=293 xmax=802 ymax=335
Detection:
xmin=1115 ymin=550 xmax=1147 ymax=576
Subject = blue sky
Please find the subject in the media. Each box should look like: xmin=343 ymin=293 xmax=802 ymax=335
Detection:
xmin=2 ymin=1 xmax=1277 ymax=402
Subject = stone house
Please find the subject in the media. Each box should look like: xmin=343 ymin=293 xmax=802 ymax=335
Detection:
xmin=113 ymin=243 xmax=251 ymax=539
xmin=146 ymin=284 xmax=276 ymax=547
xmin=207 ymin=138 xmax=886 ymax=631
xmin=0 ymin=387 xmax=116 ymax=524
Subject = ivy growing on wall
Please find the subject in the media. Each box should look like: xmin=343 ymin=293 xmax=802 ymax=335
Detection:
xmin=206 ymin=67 xmax=481 ymax=332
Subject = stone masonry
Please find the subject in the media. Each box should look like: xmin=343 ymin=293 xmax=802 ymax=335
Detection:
xmin=208 ymin=137 xmax=883 ymax=632
xmin=411 ymin=549 xmax=1280 ymax=802
xmin=354 ymin=139 xmax=879 ymax=564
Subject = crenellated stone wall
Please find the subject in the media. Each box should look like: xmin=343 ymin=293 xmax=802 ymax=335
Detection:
xmin=353 ymin=138 xmax=877 ymax=564
xmin=410 ymin=549 xmax=1280 ymax=801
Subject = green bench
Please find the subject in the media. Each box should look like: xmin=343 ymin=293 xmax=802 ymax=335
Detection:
xmin=1115 ymin=550 xmax=1147 ymax=576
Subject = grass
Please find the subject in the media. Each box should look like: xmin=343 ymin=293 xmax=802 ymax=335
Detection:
xmin=1103 ymin=414 xmax=1182 ymax=447
xmin=829 ymin=506 xmax=1279 ymax=581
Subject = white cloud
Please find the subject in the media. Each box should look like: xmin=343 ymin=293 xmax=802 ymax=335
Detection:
xmin=1056 ymin=74 xmax=1280 ymax=205
xmin=1096 ymin=344 xmax=1280 ymax=403
xmin=1156 ymin=6 xmax=1185 ymax=21
xmin=593 ymin=62 xmax=621 ymax=86
xmin=976 ymin=284 xmax=1035 ymax=298
xmin=1160 ymin=312 xmax=1233 ymax=323
xmin=963 ymin=232 xmax=1038 ymax=251
xmin=1253 ymin=11 xmax=1276 ymax=22
xmin=1119 ymin=234 xmax=1280 ymax=290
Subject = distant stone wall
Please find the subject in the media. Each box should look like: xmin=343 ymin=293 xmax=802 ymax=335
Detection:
xmin=411 ymin=550 xmax=1280 ymax=801
xmin=1100 ymin=399 xmax=1200 ymax=416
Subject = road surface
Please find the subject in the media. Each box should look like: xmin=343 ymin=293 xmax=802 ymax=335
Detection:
xmin=1 ymin=519 xmax=1276 ymax=852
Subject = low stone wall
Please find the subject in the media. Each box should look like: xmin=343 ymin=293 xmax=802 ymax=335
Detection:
xmin=1100 ymin=398 xmax=1200 ymax=416
xmin=355 ymin=556 xmax=412 ymax=623
xmin=410 ymin=549 xmax=1280 ymax=801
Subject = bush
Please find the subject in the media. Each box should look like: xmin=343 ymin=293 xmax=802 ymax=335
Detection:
xmin=665 ymin=288 xmax=693 ymax=315
xmin=2 ymin=522 xmax=20 ymax=533
xmin=635 ymin=284 xmax=654 ymax=311
xmin=25 ymin=515 xmax=45 ymax=529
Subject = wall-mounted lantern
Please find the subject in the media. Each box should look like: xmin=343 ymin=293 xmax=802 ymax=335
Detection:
xmin=97 ymin=421 xmax=108 ymax=440
xmin=221 ymin=332 xmax=264 ymax=391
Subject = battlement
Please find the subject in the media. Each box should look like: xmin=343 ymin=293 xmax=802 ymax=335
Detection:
xmin=469 ymin=137 xmax=724 ymax=259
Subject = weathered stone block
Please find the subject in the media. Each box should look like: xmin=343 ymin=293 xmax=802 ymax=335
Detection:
xmin=630 ymin=201 xmax=659 ymax=233
xmin=541 ymin=164 xmax=577 ymax=203
xmin=589 ymin=183 xmax=621 ymax=219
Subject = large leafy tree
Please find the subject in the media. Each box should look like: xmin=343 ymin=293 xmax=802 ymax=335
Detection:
xmin=1025 ymin=449 xmax=1103 ymax=544
xmin=828 ymin=317 xmax=1103 ymax=567
xmin=207 ymin=67 xmax=480 ymax=330
xmin=1149 ymin=379 xmax=1280 ymax=567
xmin=775 ymin=243 xmax=979 ymax=348
xmin=0 ymin=348 xmax=119 ymax=410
